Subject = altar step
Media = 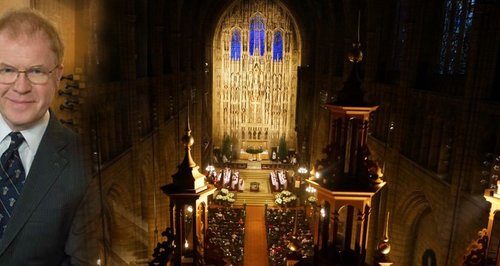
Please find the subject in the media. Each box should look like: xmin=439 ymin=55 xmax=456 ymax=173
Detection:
xmin=234 ymin=192 xmax=275 ymax=206
xmin=237 ymin=169 xmax=270 ymax=178
xmin=235 ymin=169 xmax=276 ymax=206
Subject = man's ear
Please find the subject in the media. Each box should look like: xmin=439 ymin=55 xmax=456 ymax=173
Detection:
xmin=56 ymin=64 xmax=65 ymax=81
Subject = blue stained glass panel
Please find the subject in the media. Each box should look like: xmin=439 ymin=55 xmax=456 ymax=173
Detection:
xmin=439 ymin=0 xmax=475 ymax=75
xmin=273 ymin=31 xmax=283 ymax=61
xmin=231 ymin=29 xmax=242 ymax=61
xmin=250 ymin=15 xmax=266 ymax=56
xmin=439 ymin=0 xmax=453 ymax=74
xmin=460 ymin=0 xmax=475 ymax=72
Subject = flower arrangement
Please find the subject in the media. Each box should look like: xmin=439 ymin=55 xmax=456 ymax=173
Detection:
xmin=215 ymin=188 xmax=236 ymax=205
xmin=245 ymin=146 xmax=264 ymax=154
xmin=274 ymin=190 xmax=297 ymax=207
xmin=307 ymin=196 xmax=317 ymax=206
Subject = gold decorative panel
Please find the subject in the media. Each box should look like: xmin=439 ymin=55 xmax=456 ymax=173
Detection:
xmin=212 ymin=0 xmax=301 ymax=156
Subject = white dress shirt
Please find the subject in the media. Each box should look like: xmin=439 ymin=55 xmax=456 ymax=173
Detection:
xmin=0 ymin=111 xmax=50 ymax=176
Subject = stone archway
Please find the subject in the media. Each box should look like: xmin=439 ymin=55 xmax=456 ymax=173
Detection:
xmin=394 ymin=191 xmax=439 ymax=266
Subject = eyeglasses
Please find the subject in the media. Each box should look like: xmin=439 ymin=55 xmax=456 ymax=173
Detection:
xmin=0 ymin=65 xmax=59 ymax=85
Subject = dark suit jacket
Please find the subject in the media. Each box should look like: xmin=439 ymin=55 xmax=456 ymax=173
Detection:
xmin=0 ymin=114 xmax=96 ymax=265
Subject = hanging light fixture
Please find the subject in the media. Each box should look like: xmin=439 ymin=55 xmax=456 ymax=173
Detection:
xmin=348 ymin=10 xmax=363 ymax=63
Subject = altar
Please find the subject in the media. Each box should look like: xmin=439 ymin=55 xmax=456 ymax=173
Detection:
xmin=240 ymin=150 xmax=269 ymax=161
xmin=240 ymin=139 xmax=269 ymax=160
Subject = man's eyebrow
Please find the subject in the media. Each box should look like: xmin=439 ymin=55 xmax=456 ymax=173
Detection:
xmin=0 ymin=63 xmax=15 ymax=68
xmin=27 ymin=65 xmax=46 ymax=69
xmin=0 ymin=63 xmax=46 ymax=69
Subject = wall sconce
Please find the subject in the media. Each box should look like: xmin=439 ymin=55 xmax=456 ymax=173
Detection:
xmin=206 ymin=165 xmax=215 ymax=172
xmin=306 ymin=185 xmax=316 ymax=194
xmin=298 ymin=166 xmax=308 ymax=174
xmin=204 ymin=62 xmax=209 ymax=74
xmin=315 ymin=172 xmax=321 ymax=179
xmin=389 ymin=121 xmax=395 ymax=131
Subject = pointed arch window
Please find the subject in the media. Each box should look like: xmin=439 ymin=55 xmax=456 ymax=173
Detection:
xmin=438 ymin=0 xmax=475 ymax=75
xmin=249 ymin=15 xmax=266 ymax=56
xmin=273 ymin=31 xmax=283 ymax=61
xmin=231 ymin=29 xmax=242 ymax=61
xmin=422 ymin=249 xmax=437 ymax=266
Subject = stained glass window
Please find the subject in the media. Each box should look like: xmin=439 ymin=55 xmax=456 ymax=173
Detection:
xmin=439 ymin=0 xmax=475 ymax=75
xmin=249 ymin=15 xmax=266 ymax=56
xmin=393 ymin=0 xmax=407 ymax=73
xmin=231 ymin=29 xmax=242 ymax=61
xmin=273 ymin=31 xmax=283 ymax=61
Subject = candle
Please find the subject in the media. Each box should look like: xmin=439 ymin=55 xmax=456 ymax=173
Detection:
xmin=497 ymin=180 xmax=500 ymax=195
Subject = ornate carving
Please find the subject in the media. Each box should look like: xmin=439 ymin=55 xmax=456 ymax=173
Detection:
xmin=213 ymin=0 xmax=299 ymax=150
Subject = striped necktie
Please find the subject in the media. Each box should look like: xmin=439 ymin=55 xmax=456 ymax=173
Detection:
xmin=0 ymin=132 xmax=25 ymax=239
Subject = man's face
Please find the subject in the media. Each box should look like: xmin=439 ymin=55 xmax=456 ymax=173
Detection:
xmin=0 ymin=32 xmax=63 ymax=131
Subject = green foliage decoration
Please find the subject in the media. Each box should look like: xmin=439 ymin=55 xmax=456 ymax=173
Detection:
xmin=278 ymin=135 xmax=288 ymax=161
xmin=222 ymin=134 xmax=232 ymax=160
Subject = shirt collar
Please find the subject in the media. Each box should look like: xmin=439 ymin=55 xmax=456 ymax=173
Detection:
xmin=0 ymin=111 xmax=50 ymax=151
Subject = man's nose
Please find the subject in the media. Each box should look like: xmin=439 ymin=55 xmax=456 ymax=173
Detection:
xmin=12 ymin=73 xmax=32 ymax=93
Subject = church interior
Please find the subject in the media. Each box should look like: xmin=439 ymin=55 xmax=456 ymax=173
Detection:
xmin=1 ymin=0 xmax=499 ymax=265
